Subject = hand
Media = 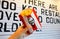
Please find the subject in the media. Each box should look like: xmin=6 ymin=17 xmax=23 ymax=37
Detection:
xmin=8 ymin=25 xmax=33 ymax=39
xmin=8 ymin=8 xmax=34 ymax=39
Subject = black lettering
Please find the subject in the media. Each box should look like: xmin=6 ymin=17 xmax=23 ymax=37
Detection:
xmin=0 ymin=22 xmax=3 ymax=32
xmin=38 ymin=1 xmax=41 ymax=6
xmin=10 ymin=2 xmax=16 ymax=10
xmin=24 ymin=0 xmax=26 ymax=3
xmin=38 ymin=16 xmax=42 ymax=23
xmin=28 ymin=6 xmax=32 ymax=8
xmin=54 ymin=18 xmax=56 ymax=24
xmin=56 ymin=19 xmax=60 ymax=24
xmin=0 ymin=10 xmax=3 ymax=20
xmin=55 ymin=5 xmax=58 ymax=11
xmin=52 ymin=11 xmax=55 ymax=16
xmin=41 ymin=8 xmax=44 ymax=15
xmin=46 ymin=17 xmax=50 ymax=23
xmin=49 ymin=4 xmax=58 ymax=11
xmin=29 ymin=0 xmax=33 ymax=5
xmin=4 ymin=23 xmax=10 ymax=32
xmin=34 ymin=0 xmax=37 ymax=6
xmin=45 ymin=9 xmax=48 ymax=16
xmin=22 ymin=5 xmax=27 ymax=10
xmin=12 ymin=23 xmax=18 ymax=32
xmin=42 ymin=2 xmax=45 ymax=8
xmin=13 ymin=13 xmax=18 ymax=21
xmin=49 ymin=10 xmax=52 ymax=16
xmin=55 ymin=12 xmax=58 ymax=16
xmin=2 ymin=1 xmax=9 ymax=9
xmin=49 ymin=4 xmax=52 ymax=9
xmin=5 ymin=11 xmax=12 ymax=20
xmin=50 ymin=17 xmax=53 ymax=24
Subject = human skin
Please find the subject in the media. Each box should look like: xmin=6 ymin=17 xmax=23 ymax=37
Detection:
xmin=8 ymin=8 xmax=34 ymax=39
xmin=8 ymin=25 xmax=33 ymax=39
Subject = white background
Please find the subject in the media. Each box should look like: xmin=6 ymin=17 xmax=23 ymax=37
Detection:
xmin=0 ymin=0 xmax=60 ymax=39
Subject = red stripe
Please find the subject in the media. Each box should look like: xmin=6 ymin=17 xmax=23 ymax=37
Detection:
xmin=19 ymin=15 xmax=27 ymax=28
xmin=32 ymin=8 xmax=42 ymax=29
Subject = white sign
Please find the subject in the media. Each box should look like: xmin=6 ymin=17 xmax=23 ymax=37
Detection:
xmin=0 ymin=0 xmax=60 ymax=39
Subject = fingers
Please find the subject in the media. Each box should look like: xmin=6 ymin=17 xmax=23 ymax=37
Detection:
xmin=22 ymin=15 xmax=34 ymax=35
xmin=24 ymin=24 xmax=33 ymax=37
xmin=8 ymin=26 xmax=28 ymax=39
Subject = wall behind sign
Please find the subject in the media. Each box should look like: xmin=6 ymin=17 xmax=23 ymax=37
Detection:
xmin=0 ymin=0 xmax=60 ymax=39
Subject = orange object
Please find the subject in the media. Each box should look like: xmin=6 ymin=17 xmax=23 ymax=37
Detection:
xmin=8 ymin=26 xmax=31 ymax=39
xmin=8 ymin=8 xmax=42 ymax=39
xmin=19 ymin=8 xmax=38 ymax=30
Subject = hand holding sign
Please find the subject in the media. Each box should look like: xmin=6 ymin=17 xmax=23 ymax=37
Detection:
xmin=8 ymin=8 xmax=42 ymax=39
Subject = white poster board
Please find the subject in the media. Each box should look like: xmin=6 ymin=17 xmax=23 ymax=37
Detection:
xmin=0 ymin=0 xmax=60 ymax=39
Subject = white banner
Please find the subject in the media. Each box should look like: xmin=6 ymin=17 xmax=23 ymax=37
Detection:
xmin=0 ymin=0 xmax=60 ymax=39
